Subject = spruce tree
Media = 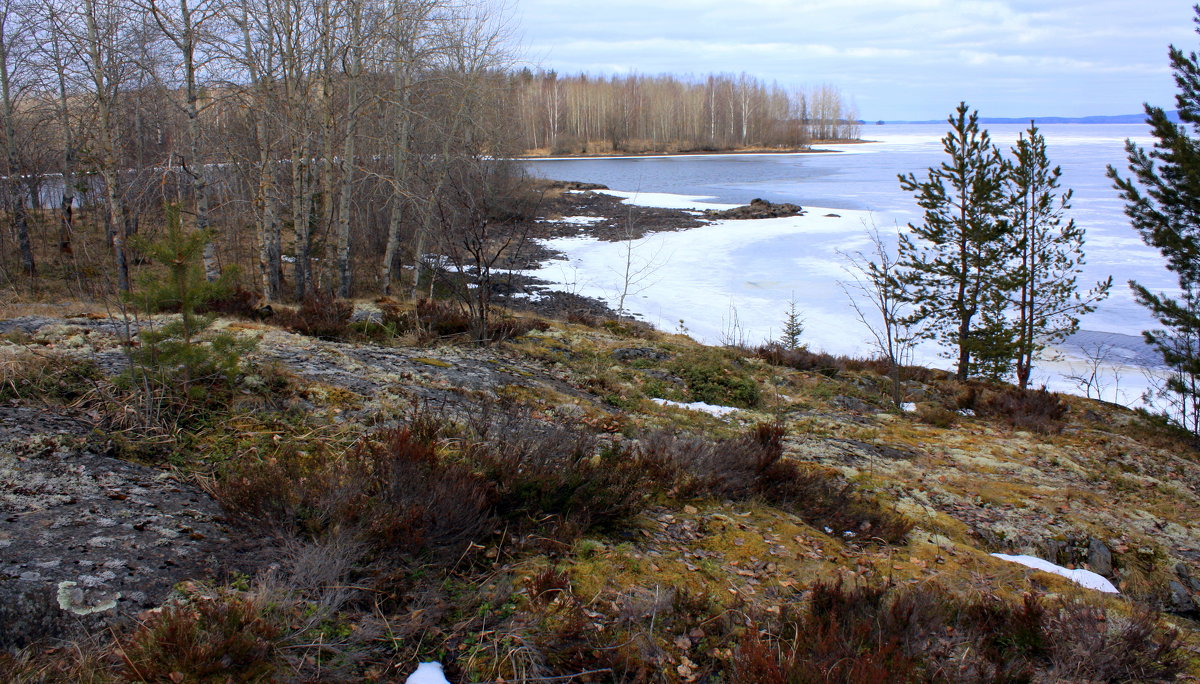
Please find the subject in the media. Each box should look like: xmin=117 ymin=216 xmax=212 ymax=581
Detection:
xmin=1108 ymin=7 xmax=1200 ymax=432
xmin=1009 ymin=123 xmax=1112 ymax=390
xmin=778 ymin=295 xmax=805 ymax=350
xmin=896 ymin=102 xmax=1015 ymax=381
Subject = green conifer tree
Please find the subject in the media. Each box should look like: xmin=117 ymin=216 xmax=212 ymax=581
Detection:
xmin=896 ymin=102 xmax=1016 ymax=381
xmin=128 ymin=204 xmax=252 ymax=417
xmin=1009 ymin=123 xmax=1111 ymax=390
xmin=1108 ymin=8 xmax=1200 ymax=432
xmin=778 ymin=295 xmax=805 ymax=351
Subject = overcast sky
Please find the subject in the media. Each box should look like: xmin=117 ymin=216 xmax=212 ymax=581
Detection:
xmin=512 ymin=0 xmax=1195 ymax=121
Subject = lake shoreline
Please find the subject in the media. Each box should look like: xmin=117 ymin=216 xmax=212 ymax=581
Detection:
xmin=518 ymin=139 xmax=869 ymax=161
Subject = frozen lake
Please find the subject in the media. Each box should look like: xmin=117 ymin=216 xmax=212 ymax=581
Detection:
xmin=523 ymin=123 xmax=1171 ymax=407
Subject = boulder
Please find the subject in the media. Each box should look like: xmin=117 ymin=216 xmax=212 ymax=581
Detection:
xmin=1087 ymin=537 xmax=1113 ymax=577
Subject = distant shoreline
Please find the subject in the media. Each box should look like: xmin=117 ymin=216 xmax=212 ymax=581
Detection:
xmin=519 ymin=140 xmax=869 ymax=161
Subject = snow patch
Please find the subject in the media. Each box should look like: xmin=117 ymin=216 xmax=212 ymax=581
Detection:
xmin=651 ymin=397 xmax=739 ymax=417
xmin=991 ymin=553 xmax=1119 ymax=593
xmin=543 ymin=215 xmax=605 ymax=226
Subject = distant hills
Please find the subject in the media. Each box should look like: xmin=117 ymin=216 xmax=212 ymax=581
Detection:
xmin=882 ymin=110 xmax=1181 ymax=125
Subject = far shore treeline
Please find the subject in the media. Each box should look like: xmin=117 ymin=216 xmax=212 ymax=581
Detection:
xmin=511 ymin=71 xmax=861 ymax=155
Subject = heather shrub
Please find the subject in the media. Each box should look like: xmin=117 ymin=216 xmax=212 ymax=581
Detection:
xmin=756 ymin=342 xmax=846 ymax=377
xmin=275 ymin=290 xmax=353 ymax=340
xmin=978 ymin=386 xmax=1068 ymax=434
xmin=732 ymin=582 xmax=1184 ymax=684
xmin=196 ymin=286 xmax=263 ymax=319
xmin=211 ymin=425 xmax=495 ymax=559
xmin=464 ymin=412 xmax=652 ymax=534
xmin=120 ymin=593 xmax=282 ymax=683
xmin=641 ymin=423 xmax=913 ymax=545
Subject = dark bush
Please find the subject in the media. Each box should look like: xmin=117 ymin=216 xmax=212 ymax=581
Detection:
xmin=640 ymin=423 xmax=913 ymax=545
xmin=732 ymin=582 xmax=1184 ymax=684
xmin=755 ymin=342 xmax=846 ymax=377
xmin=214 ymin=406 xmax=653 ymax=556
xmin=486 ymin=315 xmax=551 ymax=342
xmin=210 ymin=425 xmax=495 ymax=559
xmin=276 ymin=291 xmax=353 ymax=340
xmin=0 ymin=352 xmax=101 ymax=402
xmin=565 ymin=311 xmax=600 ymax=327
xmin=120 ymin=594 xmax=281 ymax=683
xmin=915 ymin=402 xmax=958 ymax=428
xmin=415 ymin=298 xmax=473 ymax=337
xmin=465 ymin=413 xmax=652 ymax=534
xmin=978 ymin=386 xmax=1068 ymax=434
xmin=197 ymin=287 xmax=263 ymax=319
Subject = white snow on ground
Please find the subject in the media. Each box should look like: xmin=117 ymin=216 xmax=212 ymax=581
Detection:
xmin=542 ymin=215 xmax=606 ymax=226
xmin=991 ymin=553 xmax=1119 ymax=593
xmin=651 ymin=398 xmax=740 ymax=417
xmin=599 ymin=189 xmax=740 ymax=212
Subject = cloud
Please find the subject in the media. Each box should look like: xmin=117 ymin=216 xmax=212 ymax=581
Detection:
xmin=514 ymin=0 xmax=1196 ymax=119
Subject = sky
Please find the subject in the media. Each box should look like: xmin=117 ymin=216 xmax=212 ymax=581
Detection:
xmin=512 ymin=0 xmax=1196 ymax=121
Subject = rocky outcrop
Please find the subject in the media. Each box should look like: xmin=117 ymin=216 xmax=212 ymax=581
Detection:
xmin=703 ymin=198 xmax=805 ymax=220
xmin=0 ymin=407 xmax=254 ymax=649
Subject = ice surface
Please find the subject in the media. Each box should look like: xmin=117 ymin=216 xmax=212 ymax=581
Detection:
xmin=991 ymin=553 xmax=1119 ymax=593
xmin=523 ymin=124 xmax=1179 ymax=412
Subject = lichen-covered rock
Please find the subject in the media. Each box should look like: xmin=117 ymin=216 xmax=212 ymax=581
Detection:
xmin=0 ymin=407 xmax=253 ymax=649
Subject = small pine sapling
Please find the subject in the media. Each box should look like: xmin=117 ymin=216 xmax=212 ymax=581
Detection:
xmin=127 ymin=203 xmax=254 ymax=415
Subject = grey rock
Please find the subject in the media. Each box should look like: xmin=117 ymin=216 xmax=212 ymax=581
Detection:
xmin=1168 ymin=580 xmax=1196 ymax=614
xmin=0 ymin=406 xmax=257 ymax=649
xmin=1088 ymin=537 xmax=1113 ymax=577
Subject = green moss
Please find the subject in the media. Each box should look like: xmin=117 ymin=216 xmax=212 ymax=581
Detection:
xmin=413 ymin=356 xmax=453 ymax=368
xmin=669 ymin=348 xmax=761 ymax=408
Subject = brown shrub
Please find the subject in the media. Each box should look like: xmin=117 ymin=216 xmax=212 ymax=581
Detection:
xmin=565 ymin=311 xmax=600 ymax=327
xmin=732 ymin=583 xmax=1184 ymax=684
xmin=486 ymin=315 xmax=551 ymax=342
xmin=1045 ymin=604 xmax=1183 ymax=682
xmin=120 ymin=594 xmax=282 ymax=683
xmin=197 ymin=287 xmax=263 ymax=319
xmin=213 ymin=406 xmax=652 ymax=556
xmin=755 ymin=342 xmax=846 ymax=376
xmin=275 ymin=291 xmax=353 ymax=340
xmin=465 ymin=412 xmax=652 ymax=534
xmin=915 ymin=402 xmax=958 ymax=428
xmin=640 ymin=423 xmax=913 ymax=545
xmin=978 ymin=387 xmax=1068 ymax=434
xmin=414 ymin=298 xmax=473 ymax=338
xmin=0 ymin=351 xmax=101 ymax=402
xmin=210 ymin=425 xmax=495 ymax=559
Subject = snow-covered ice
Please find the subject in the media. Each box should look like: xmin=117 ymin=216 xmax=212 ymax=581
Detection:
xmin=651 ymin=398 xmax=740 ymax=417
xmin=991 ymin=553 xmax=1119 ymax=593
